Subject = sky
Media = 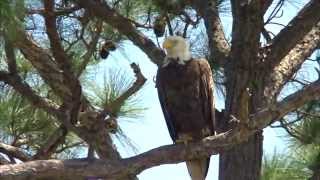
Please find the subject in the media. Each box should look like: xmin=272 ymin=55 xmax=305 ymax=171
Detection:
xmin=92 ymin=1 xmax=314 ymax=180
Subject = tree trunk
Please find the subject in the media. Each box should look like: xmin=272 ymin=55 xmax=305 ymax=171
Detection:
xmin=310 ymin=168 xmax=320 ymax=180
xmin=219 ymin=131 xmax=263 ymax=180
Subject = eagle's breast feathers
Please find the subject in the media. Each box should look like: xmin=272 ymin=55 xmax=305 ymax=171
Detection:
xmin=157 ymin=36 xmax=215 ymax=180
xmin=156 ymin=58 xmax=215 ymax=141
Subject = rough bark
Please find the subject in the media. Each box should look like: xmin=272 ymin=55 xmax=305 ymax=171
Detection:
xmin=264 ymin=21 xmax=320 ymax=101
xmin=266 ymin=0 xmax=320 ymax=68
xmin=192 ymin=0 xmax=230 ymax=67
xmin=220 ymin=1 xmax=264 ymax=179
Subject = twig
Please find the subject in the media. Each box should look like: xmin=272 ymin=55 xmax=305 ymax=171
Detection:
xmin=4 ymin=37 xmax=17 ymax=74
xmin=77 ymin=20 xmax=103 ymax=77
xmin=100 ymin=63 xmax=146 ymax=118
xmin=165 ymin=14 xmax=174 ymax=36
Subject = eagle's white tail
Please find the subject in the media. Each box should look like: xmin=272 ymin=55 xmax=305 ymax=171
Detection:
xmin=186 ymin=158 xmax=210 ymax=180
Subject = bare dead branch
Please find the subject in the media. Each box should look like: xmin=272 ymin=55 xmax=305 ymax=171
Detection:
xmin=264 ymin=0 xmax=284 ymax=25
xmin=278 ymin=120 xmax=306 ymax=142
xmin=55 ymin=142 xmax=84 ymax=154
xmin=165 ymin=14 xmax=174 ymax=36
xmin=266 ymin=0 xmax=320 ymax=67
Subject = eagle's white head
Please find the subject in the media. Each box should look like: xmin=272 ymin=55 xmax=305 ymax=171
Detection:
xmin=162 ymin=36 xmax=191 ymax=67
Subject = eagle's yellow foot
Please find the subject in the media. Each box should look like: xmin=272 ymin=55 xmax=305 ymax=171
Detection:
xmin=176 ymin=134 xmax=193 ymax=145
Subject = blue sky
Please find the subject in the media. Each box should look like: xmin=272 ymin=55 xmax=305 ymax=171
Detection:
xmin=92 ymin=1 xmax=314 ymax=179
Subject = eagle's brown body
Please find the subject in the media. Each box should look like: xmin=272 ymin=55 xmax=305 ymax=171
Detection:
xmin=156 ymin=58 xmax=215 ymax=180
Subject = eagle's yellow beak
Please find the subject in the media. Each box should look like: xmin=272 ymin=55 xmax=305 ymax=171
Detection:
xmin=163 ymin=39 xmax=173 ymax=50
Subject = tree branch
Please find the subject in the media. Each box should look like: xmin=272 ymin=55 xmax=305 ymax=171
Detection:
xmin=0 ymin=71 xmax=61 ymax=116
xmin=266 ymin=0 xmax=320 ymax=67
xmin=75 ymin=0 xmax=165 ymax=66
xmin=0 ymin=142 xmax=31 ymax=162
xmin=43 ymin=1 xmax=83 ymax=123
xmin=4 ymin=37 xmax=17 ymax=74
xmin=1 ymin=78 xmax=319 ymax=179
xmin=102 ymin=63 xmax=146 ymax=117
xmin=76 ymin=20 xmax=103 ymax=77
xmin=43 ymin=0 xmax=72 ymax=71
xmin=264 ymin=21 xmax=320 ymax=100
xmin=14 ymin=31 xmax=71 ymax=99
xmin=192 ymin=0 xmax=230 ymax=66
xmin=262 ymin=0 xmax=275 ymax=14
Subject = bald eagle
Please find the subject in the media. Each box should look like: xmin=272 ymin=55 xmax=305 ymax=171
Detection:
xmin=156 ymin=36 xmax=215 ymax=180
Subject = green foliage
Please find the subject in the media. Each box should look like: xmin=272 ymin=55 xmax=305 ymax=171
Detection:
xmin=85 ymin=67 xmax=146 ymax=120
xmin=262 ymin=151 xmax=311 ymax=180
xmin=262 ymin=98 xmax=320 ymax=179
xmin=0 ymin=89 xmax=57 ymax=152
xmin=83 ymin=67 xmax=146 ymax=153
xmin=0 ymin=0 xmax=25 ymax=39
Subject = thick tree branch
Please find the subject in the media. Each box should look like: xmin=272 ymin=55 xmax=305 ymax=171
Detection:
xmin=14 ymin=31 xmax=71 ymax=99
xmin=75 ymin=0 xmax=165 ymax=66
xmin=43 ymin=1 xmax=82 ymax=124
xmin=0 ymin=142 xmax=31 ymax=162
xmin=43 ymin=0 xmax=72 ymax=71
xmin=266 ymin=0 xmax=320 ymax=67
xmin=192 ymin=0 xmax=230 ymax=66
xmin=14 ymin=29 xmax=82 ymax=125
xmin=264 ymin=21 xmax=320 ymax=100
xmin=1 ymin=79 xmax=319 ymax=179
